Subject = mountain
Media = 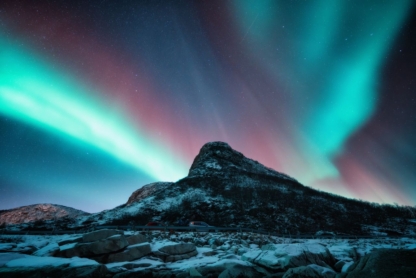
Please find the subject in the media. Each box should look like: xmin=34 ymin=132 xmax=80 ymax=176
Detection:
xmin=0 ymin=203 xmax=89 ymax=228
xmin=77 ymin=142 xmax=416 ymax=236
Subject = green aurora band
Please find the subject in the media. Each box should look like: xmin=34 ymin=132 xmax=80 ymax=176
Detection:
xmin=232 ymin=0 xmax=413 ymax=182
xmin=0 ymin=33 xmax=188 ymax=182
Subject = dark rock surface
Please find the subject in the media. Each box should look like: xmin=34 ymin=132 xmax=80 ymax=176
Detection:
xmin=337 ymin=248 xmax=416 ymax=278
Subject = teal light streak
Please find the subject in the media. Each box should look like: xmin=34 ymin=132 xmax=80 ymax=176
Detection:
xmin=232 ymin=0 xmax=413 ymax=156
xmin=0 ymin=33 xmax=188 ymax=181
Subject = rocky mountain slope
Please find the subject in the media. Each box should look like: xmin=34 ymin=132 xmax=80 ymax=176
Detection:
xmin=77 ymin=142 xmax=416 ymax=236
xmin=0 ymin=204 xmax=89 ymax=227
xmin=2 ymin=142 xmax=416 ymax=236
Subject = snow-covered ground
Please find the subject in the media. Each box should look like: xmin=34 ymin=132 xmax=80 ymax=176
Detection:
xmin=1 ymin=230 xmax=415 ymax=274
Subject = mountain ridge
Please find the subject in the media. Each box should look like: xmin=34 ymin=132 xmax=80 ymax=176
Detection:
xmin=1 ymin=141 xmax=415 ymax=236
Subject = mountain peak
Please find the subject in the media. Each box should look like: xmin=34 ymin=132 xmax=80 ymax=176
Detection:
xmin=188 ymin=141 xmax=295 ymax=181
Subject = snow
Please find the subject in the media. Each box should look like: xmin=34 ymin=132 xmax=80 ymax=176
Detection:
xmin=150 ymin=240 xmax=177 ymax=252
xmin=341 ymin=261 xmax=354 ymax=272
xmin=33 ymin=243 xmax=59 ymax=256
xmin=205 ymin=162 xmax=222 ymax=170
xmin=0 ymin=243 xmax=16 ymax=251
xmin=59 ymin=243 xmax=77 ymax=251
xmin=0 ymin=253 xmax=26 ymax=267
xmin=1 ymin=231 xmax=416 ymax=274
xmin=5 ymin=254 xmax=98 ymax=268
xmin=127 ymin=242 xmax=149 ymax=249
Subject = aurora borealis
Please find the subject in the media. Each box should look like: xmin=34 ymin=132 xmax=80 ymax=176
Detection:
xmin=1 ymin=1 xmax=415 ymax=212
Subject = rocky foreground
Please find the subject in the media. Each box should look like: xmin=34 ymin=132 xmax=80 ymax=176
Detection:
xmin=0 ymin=229 xmax=415 ymax=277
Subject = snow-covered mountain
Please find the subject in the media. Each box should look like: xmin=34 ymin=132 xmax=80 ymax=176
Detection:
xmin=2 ymin=142 xmax=416 ymax=236
xmin=0 ymin=203 xmax=89 ymax=227
xmin=75 ymin=142 xmax=416 ymax=236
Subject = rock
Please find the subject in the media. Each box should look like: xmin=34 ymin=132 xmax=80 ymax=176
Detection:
xmin=0 ymin=253 xmax=107 ymax=278
xmin=126 ymin=234 xmax=147 ymax=245
xmin=242 ymin=243 xmax=335 ymax=271
xmin=82 ymin=229 xmax=123 ymax=243
xmin=57 ymin=236 xmax=83 ymax=246
xmin=202 ymin=251 xmax=218 ymax=256
xmin=153 ymin=243 xmax=198 ymax=262
xmin=333 ymin=260 xmax=347 ymax=272
xmin=57 ymin=234 xmax=129 ymax=258
xmin=106 ymin=243 xmax=151 ymax=263
xmin=159 ymin=243 xmax=196 ymax=255
xmin=113 ymin=268 xmax=153 ymax=278
xmin=189 ymin=267 xmax=203 ymax=277
xmin=0 ymin=243 xmax=17 ymax=252
xmin=165 ymin=250 xmax=198 ymax=262
xmin=126 ymin=182 xmax=173 ymax=205
xmin=338 ymin=248 xmax=416 ymax=278
xmin=283 ymin=264 xmax=336 ymax=278
xmin=33 ymin=242 xmax=60 ymax=257
xmin=218 ymin=263 xmax=264 ymax=278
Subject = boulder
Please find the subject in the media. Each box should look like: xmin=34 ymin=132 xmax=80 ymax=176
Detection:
xmin=338 ymin=248 xmax=416 ymax=278
xmin=159 ymin=243 xmax=196 ymax=255
xmin=242 ymin=243 xmax=335 ymax=271
xmin=283 ymin=264 xmax=336 ymax=278
xmin=57 ymin=234 xmax=128 ymax=258
xmin=33 ymin=243 xmax=60 ymax=257
xmin=165 ymin=250 xmax=198 ymax=262
xmin=154 ymin=243 xmax=198 ymax=262
xmin=197 ymin=261 xmax=269 ymax=277
xmin=113 ymin=269 xmax=153 ymax=278
xmin=0 ymin=253 xmax=107 ymax=278
xmin=189 ymin=267 xmax=203 ymax=277
xmin=82 ymin=229 xmax=123 ymax=243
xmin=106 ymin=243 xmax=151 ymax=263
xmin=0 ymin=243 xmax=17 ymax=252
xmin=57 ymin=236 xmax=83 ymax=246
xmin=333 ymin=260 xmax=348 ymax=272
xmin=126 ymin=234 xmax=147 ymax=245
xmin=218 ymin=263 xmax=264 ymax=278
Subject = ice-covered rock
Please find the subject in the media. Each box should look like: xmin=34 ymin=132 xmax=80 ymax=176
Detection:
xmin=33 ymin=242 xmax=60 ymax=257
xmin=0 ymin=253 xmax=107 ymax=277
xmin=82 ymin=229 xmax=123 ymax=243
xmin=126 ymin=233 xmax=147 ymax=245
xmin=106 ymin=243 xmax=151 ymax=263
xmin=242 ymin=243 xmax=335 ymax=271
xmin=57 ymin=234 xmax=128 ymax=258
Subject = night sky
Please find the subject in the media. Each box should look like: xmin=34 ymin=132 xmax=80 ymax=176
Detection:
xmin=1 ymin=0 xmax=416 ymax=213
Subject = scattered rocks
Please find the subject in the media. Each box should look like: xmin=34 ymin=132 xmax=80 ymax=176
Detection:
xmin=2 ymin=231 xmax=416 ymax=278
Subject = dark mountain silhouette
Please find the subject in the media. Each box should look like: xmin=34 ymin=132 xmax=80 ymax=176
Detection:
xmin=82 ymin=142 xmax=416 ymax=236
xmin=2 ymin=142 xmax=415 ymax=236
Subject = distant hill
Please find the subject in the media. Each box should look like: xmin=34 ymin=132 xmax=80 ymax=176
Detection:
xmin=0 ymin=203 xmax=89 ymax=227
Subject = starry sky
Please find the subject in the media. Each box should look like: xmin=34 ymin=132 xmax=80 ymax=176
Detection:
xmin=1 ymin=0 xmax=416 ymax=213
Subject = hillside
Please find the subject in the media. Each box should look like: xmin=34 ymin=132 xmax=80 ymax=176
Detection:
xmin=0 ymin=203 xmax=89 ymax=228
xmin=76 ymin=142 xmax=416 ymax=236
